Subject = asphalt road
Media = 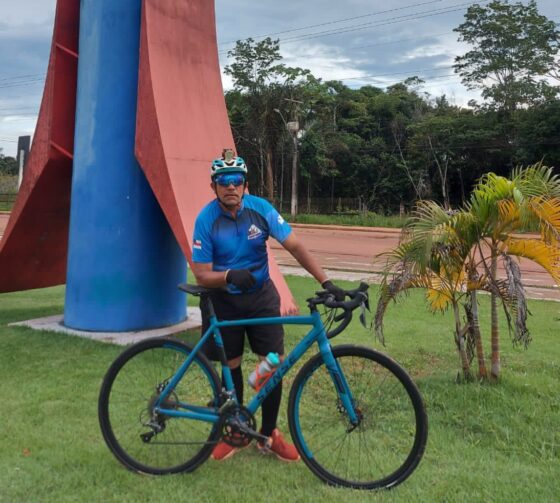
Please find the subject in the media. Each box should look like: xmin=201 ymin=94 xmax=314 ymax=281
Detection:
xmin=1 ymin=214 xmax=558 ymax=301
xmin=271 ymin=223 xmax=560 ymax=302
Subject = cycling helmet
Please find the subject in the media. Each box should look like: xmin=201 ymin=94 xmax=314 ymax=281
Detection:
xmin=210 ymin=148 xmax=248 ymax=178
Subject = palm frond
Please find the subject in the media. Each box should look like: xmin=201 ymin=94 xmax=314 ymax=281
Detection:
xmin=527 ymin=196 xmax=560 ymax=245
xmin=447 ymin=210 xmax=480 ymax=251
xmin=425 ymin=274 xmax=455 ymax=312
xmin=473 ymin=172 xmax=515 ymax=200
xmin=403 ymin=201 xmax=459 ymax=243
xmin=374 ymin=263 xmax=459 ymax=342
xmin=504 ymin=238 xmax=560 ymax=284
xmin=375 ymin=263 xmax=416 ymax=344
xmin=377 ymin=240 xmax=430 ymax=276
xmin=503 ymin=254 xmax=531 ymax=348
xmin=512 ymin=163 xmax=560 ymax=199
xmin=472 ymin=272 xmax=519 ymax=338
xmin=497 ymin=199 xmax=522 ymax=232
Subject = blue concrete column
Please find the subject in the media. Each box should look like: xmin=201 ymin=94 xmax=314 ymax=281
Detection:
xmin=64 ymin=0 xmax=186 ymax=331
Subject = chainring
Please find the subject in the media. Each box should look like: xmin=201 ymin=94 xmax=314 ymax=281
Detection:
xmin=219 ymin=404 xmax=256 ymax=447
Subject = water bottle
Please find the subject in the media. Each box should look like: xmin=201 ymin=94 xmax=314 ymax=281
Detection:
xmin=248 ymin=352 xmax=280 ymax=391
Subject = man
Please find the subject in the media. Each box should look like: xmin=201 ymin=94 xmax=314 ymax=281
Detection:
xmin=191 ymin=149 xmax=344 ymax=462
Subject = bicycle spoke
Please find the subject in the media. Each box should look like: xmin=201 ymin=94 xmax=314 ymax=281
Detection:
xmin=99 ymin=339 xmax=221 ymax=474
xmin=289 ymin=346 xmax=427 ymax=489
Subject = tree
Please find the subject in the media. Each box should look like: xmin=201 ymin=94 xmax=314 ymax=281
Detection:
xmin=375 ymin=164 xmax=560 ymax=381
xmin=223 ymin=37 xmax=560 ymax=216
xmin=514 ymin=101 xmax=560 ymax=169
xmin=224 ymin=38 xmax=309 ymax=202
xmin=466 ymin=165 xmax=560 ymax=378
xmin=0 ymin=150 xmax=18 ymax=176
xmin=408 ymin=114 xmax=456 ymax=209
xmin=454 ymin=1 xmax=559 ymax=113
xmin=375 ymin=201 xmax=480 ymax=380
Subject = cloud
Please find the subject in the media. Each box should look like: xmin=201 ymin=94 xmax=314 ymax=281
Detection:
xmin=281 ymin=43 xmax=368 ymax=83
xmin=0 ymin=0 xmax=55 ymax=26
xmin=395 ymin=32 xmax=465 ymax=65
xmin=1 ymin=0 xmax=555 ymax=156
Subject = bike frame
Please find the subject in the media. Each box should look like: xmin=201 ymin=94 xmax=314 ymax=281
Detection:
xmin=153 ymin=309 xmax=360 ymax=425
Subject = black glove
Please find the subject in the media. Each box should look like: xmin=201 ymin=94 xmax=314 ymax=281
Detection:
xmin=321 ymin=280 xmax=345 ymax=301
xmin=226 ymin=269 xmax=256 ymax=291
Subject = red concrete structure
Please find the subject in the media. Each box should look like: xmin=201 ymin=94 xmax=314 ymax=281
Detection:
xmin=0 ymin=0 xmax=77 ymax=292
xmin=135 ymin=0 xmax=297 ymax=314
xmin=0 ymin=0 xmax=297 ymax=314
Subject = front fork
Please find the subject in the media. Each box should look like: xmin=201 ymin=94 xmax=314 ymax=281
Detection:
xmin=317 ymin=339 xmax=360 ymax=428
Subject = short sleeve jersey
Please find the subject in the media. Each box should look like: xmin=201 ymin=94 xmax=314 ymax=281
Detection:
xmin=192 ymin=194 xmax=292 ymax=294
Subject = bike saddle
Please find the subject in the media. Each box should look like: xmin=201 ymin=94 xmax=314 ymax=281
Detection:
xmin=177 ymin=283 xmax=213 ymax=296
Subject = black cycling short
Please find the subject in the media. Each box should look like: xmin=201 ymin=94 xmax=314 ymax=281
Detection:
xmin=200 ymin=280 xmax=284 ymax=361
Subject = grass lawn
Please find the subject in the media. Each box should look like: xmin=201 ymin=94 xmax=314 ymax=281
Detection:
xmin=1 ymin=277 xmax=559 ymax=502
xmin=287 ymin=212 xmax=405 ymax=228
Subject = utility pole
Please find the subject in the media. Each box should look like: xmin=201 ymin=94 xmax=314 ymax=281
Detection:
xmin=16 ymin=136 xmax=30 ymax=189
xmin=275 ymin=98 xmax=302 ymax=217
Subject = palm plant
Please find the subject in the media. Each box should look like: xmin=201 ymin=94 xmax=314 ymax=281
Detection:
xmin=375 ymin=201 xmax=481 ymax=380
xmin=467 ymin=164 xmax=560 ymax=378
xmin=375 ymin=164 xmax=560 ymax=380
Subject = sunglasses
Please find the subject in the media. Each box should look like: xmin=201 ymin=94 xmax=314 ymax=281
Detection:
xmin=214 ymin=173 xmax=246 ymax=187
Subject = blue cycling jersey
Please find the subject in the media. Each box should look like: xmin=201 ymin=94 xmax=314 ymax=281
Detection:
xmin=192 ymin=194 xmax=292 ymax=294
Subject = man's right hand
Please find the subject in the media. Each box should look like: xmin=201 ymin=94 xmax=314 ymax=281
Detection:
xmin=226 ymin=269 xmax=256 ymax=291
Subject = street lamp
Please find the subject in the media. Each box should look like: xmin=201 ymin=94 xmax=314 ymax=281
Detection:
xmin=274 ymin=108 xmax=299 ymax=217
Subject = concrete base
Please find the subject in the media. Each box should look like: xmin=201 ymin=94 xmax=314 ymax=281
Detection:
xmin=9 ymin=307 xmax=202 ymax=346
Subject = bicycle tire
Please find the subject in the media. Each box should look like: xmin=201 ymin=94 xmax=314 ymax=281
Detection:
xmin=288 ymin=345 xmax=427 ymax=490
xmin=98 ymin=337 xmax=221 ymax=475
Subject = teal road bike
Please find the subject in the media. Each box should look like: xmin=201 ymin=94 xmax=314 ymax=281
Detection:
xmin=98 ymin=283 xmax=428 ymax=490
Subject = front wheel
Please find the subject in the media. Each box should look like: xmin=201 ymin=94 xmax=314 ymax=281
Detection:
xmin=98 ymin=337 xmax=221 ymax=475
xmin=288 ymin=345 xmax=428 ymax=490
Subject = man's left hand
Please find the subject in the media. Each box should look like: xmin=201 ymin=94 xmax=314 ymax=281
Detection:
xmin=321 ymin=280 xmax=345 ymax=301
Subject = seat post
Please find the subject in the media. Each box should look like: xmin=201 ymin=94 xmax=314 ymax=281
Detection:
xmin=201 ymin=294 xmax=216 ymax=319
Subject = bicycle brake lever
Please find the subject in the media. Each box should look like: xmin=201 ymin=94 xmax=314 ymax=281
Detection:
xmin=359 ymin=300 xmax=368 ymax=328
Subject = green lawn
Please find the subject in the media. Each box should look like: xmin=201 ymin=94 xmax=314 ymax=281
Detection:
xmin=1 ymin=278 xmax=559 ymax=502
xmin=287 ymin=212 xmax=405 ymax=228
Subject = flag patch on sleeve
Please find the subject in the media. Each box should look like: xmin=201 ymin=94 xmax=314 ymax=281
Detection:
xmin=193 ymin=239 xmax=202 ymax=250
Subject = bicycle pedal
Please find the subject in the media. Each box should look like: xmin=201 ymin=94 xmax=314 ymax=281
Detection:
xmin=257 ymin=436 xmax=273 ymax=452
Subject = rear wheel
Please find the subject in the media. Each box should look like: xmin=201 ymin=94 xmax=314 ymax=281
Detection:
xmin=288 ymin=345 xmax=427 ymax=489
xmin=98 ymin=337 xmax=221 ymax=474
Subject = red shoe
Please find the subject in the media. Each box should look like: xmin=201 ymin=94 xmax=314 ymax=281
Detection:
xmin=211 ymin=441 xmax=238 ymax=461
xmin=257 ymin=428 xmax=300 ymax=462
xmin=211 ymin=435 xmax=250 ymax=461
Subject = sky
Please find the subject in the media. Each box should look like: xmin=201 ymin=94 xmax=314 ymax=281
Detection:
xmin=0 ymin=0 xmax=558 ymax=157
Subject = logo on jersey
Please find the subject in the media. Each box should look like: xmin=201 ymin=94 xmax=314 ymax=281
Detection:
xmin=277 ymin=215 xmax=285 ymax=225
xmin=193 ymin=239 xmax=202 ymax=250
xmin=247 ymin=224 xmax=263 ymax=240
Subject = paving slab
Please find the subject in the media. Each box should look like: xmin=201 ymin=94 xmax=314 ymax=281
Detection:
xmin=9 ymin=307 xmax=202 ymax=346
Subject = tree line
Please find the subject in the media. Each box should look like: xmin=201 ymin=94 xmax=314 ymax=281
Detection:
xmin=0 ymin=150 xmax=17 ymax=177
xmin=224 ymin=1 xmax=560 ymax=215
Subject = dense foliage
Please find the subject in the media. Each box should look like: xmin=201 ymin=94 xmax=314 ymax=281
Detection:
xmin=224 ymin=1 xmax=560 ymax=215
xmin=0 ymin=151 xmax=17 ymax=176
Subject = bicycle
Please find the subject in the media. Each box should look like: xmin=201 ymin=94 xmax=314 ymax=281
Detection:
xmin=98 ymin=282 xmax=428 ymax=490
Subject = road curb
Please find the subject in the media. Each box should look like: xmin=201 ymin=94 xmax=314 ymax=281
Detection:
xmin=289 ymin=222 xmax=402 ymax=234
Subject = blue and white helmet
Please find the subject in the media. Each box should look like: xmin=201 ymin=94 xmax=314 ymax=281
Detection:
xmin=210 ymin=149 xmax=248 ymax=178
